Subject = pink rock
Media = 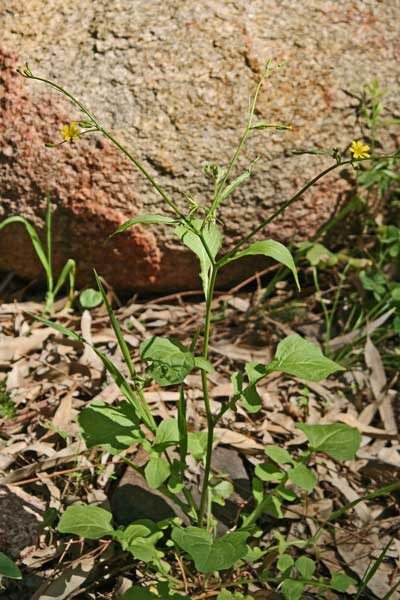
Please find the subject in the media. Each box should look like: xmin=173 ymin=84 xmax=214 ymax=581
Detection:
xmin=0 ymin=1 xmax=399 ymax=292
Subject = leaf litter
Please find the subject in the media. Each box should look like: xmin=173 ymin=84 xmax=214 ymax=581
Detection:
xmin=0 ymin=281 xmax=399 ymax=599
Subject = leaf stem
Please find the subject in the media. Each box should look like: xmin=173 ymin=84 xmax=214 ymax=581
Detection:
xmin=198 ymin=267 xmax=218 ymax=526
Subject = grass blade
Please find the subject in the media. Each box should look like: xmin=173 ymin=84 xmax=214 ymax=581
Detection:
xmin=28 ymin=313 xmax=155 ymax=432
xmin=382 ymin=578 xmax=400 ymax=600
xmin=0 ymin=216 xmax=49 ymax=274
xmin=53 ymin=259 xmax=76 ymax=300
xmin=354 ymin=537 xmax=394 ymax=600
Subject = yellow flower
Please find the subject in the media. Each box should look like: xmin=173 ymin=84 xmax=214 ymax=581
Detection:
xmin=350 ymin=140 xmax=371 ymax=159
xmin=61 ymin=122 xmax=81 ymax=142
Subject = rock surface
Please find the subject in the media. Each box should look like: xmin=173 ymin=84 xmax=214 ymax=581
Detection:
xmin=1 ymin=1 xmax=399 ymax=292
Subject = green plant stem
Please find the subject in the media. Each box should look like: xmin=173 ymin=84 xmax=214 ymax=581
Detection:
xmin=241 ymin=451 xmax=311 ymax=529
xmin=163 ymin=450 xmax=199 ymax=520
xmin=221 ymin=153 xmax=398 ymax=269
xmin=44 ymin=193 xmax=54 ymax=313
xmin=27 ymin=74 xmax=99 ymax=125
xmin=207 ymin=61 xmax=271 ymax=221
xmin=218 ymin=160 xmax=354 ymax=267
xmin=100 ymin=128 xmax=184 ymax=219
xmin=25 ymin=71 xmax=184 ymax=220
xmin=198 ymin=266 xmax=218 ymax=526
xmin=312 ymin=266 xmax=331 ymax=353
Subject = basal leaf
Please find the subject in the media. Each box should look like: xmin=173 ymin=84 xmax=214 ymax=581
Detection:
xmin=140 ymin=336 xmax=195 ymax=386
xmin=296 ymin=423 xmax=361 ymax=460
xmin=217 ymin=591 xmax=253 ymax=600
xmin=287 ymin=463 xmax=317 ymax=491
xmin=122 ymin=584 xmax=189 ymax=600
xmin=263 ymin=495 xmax=283 ymax=519
xmin=225 ymin=240 xmax=299 ymax=290
xmin=295 ymin=556 xmax=315 ymax=579
xmin=264 ymin=446 xmax=294 ymax=465
xmin=154 ymin=418 xmax=179 ymax=449
xmin=330 ymin=572 xmax=357 ymax=592
xmin=121 ymin=587 xmax=158 ymax=600
xmin=241 ymin=382 xmax=262 ymax=413
xmin=58 ymin=505 xmax=114 ymax=539
xmin=171 ymin=527 xmax=248 ymax=573
xmin=255 ymin=462 xmax=285 ymax=482
xmin=187 ymin=431 xmax=208 ymax=460
xmin=78 ymin=400 xmax=142 ymax=454
xmin=277 ymin=553 xmax=294 ymax=572
xmin=145 ymin=455 xmax=171 ymax=489
xmin=268 ymin=334 xmax=344 ymax=381
xmin=120 ymin=524 xmax=164 ymax=562
xmin=281 ymin=579 xmax=305 ymax=600
xmin=0 ymin=552 xmax=22 ymax=580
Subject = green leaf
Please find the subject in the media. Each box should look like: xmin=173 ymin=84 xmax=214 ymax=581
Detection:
xmin=167 ymin=459 xmax=184 ymax=494
xmin=360 ymin=270 xmax=387 ymax=301
xmin=277 ymin=554 xmax=294 ymax=572
xmin=264 ymin=446 xmax=294 ymax=465
xmin=252 ymin=477 xmax=264 ymax=504
xmin=58 ymin=505 xmax=114 ymax=539
xmin=30 ymin=314 xmax=154 ymax=430
xmin=145 ymin=455 xmax=171 ymax=489
xmin=210 ymin=480 xmax=234 ymax=506
xmin=225 ymin=240 xmax=299 ymax=290
xmin=276 ymin=485 xmax=297 ymax=502
xmin=251 ymin=122 xmax=292 ymax=131
xmin=255 ymin=462 xmax=285 ymax=482
xmin=306 ymin=243 xmax=338 ymax=267
xmin=281 ymin=579 xmax=305 ymax=600
xmin=93 ymin=270 xmax=156 ymax=433
xmin=241 ymin=382 xmax=262 ymax=413
xmin=79 ymin=288 xmax=103 ymax=308
xmin=78 ymin=400 xmax=142 ymax=454
xmin=194 ymin=356 xmax=215 ymax=373
xmin=0 ymin=552 xmax=22 ymax=580
xmin=287 ymin=463 xmax=317 ymax=491
xmin=154 ymin=418 xmax=179 ymax=449
xmin=217 ymin=591 xmax=253 ymax=600
xmin=188 ymin=431 xmax=208 ymax=460
xmin=218 ymin=157 xmax=259 ymax=204
xmin=296 ymin=423 xmax=361 ymax=460
xmin=176 ymin=219 xmax=222 ymax=296
xmin=330 ymin=572 xmax=357 ymax=592
xmin=122 ymin=584 xmax=190 ymax=600
xmin=53 ymin=258 xmax=76 ymax=299
xmin=121 ymin=587 xmax=158 ymax=600
xmin=171 ymin=527 xmax=248 ymax=573
xmin=112 ymin=214 xmax=176 ymax=237
xmin=117 ymin=523 xmax=164 ymax=562
xmin=140 ymin=336 xmax=195 ymax=386
xmin=295 ymin=556 xmax=315 ymax=579
xmin=268 ymin=334 xmax=344 ymax=381
xmin=0 ymin=216 xmax=49 ymax=274
xmin=263 ymin=495 xmax=283 ymax=519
